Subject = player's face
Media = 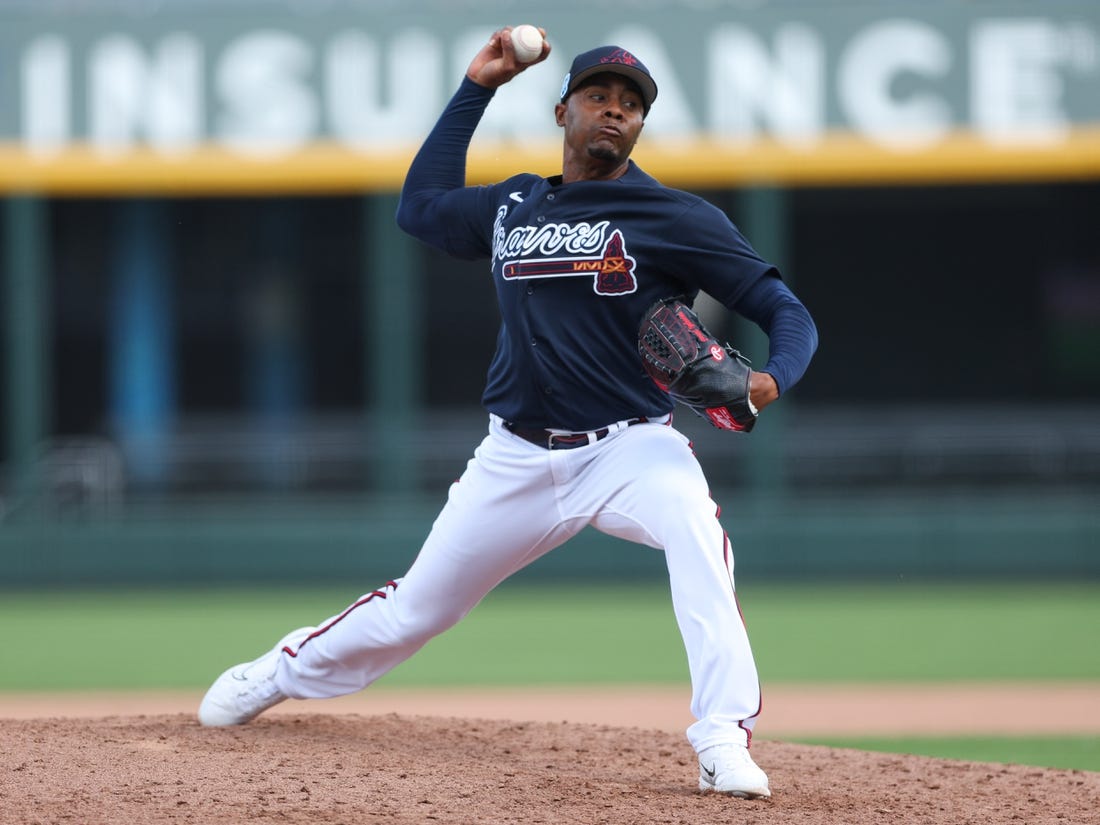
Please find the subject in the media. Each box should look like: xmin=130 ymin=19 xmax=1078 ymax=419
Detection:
xmin=556 ymin=74 xmax=645 ymax=175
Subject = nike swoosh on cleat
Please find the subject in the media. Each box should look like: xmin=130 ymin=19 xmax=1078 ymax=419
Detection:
xmin=702 ymin=763 xmax=717 ymax=780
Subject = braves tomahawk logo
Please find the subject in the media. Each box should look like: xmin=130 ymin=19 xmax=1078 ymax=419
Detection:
xmin=494 ymin=208 xmax=638 ymax=296
xmin=600 ymin=48 xmax=641 ymax=68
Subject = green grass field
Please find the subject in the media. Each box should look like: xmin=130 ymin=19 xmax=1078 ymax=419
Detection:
xmin=3 ymin=581 xmax=1098 ymax=770
xmin=795 ymin=735 xmax=1100 ymax=773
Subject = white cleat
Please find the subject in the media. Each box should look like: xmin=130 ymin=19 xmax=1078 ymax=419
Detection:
xmin=697 ymin=743 xmax=772 ymax=798
xmin=198 ymin=627 xmax=315 ymax=727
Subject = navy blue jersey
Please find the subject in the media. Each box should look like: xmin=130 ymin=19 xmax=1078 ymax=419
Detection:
xmin=399 ymin=78 xmax=818 ymax=431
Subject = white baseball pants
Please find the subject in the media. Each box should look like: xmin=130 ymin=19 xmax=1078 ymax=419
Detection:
xmin=274 ymin=414 xmax=762 ymax=751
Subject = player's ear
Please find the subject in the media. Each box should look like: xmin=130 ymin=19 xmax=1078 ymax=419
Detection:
xmin=554 ymin=102 xmax=566 ymax=126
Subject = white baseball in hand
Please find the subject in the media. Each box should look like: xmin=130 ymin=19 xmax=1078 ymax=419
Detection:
xmin=510 ymin=25 xmax=544 ymax=63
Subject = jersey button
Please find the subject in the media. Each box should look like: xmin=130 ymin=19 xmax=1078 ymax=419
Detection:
xmin=543 ymin=386 xmax=553 ymax=394
xmin=526 ymin=285 xmax=534 ymax=295
xmin=536 ymin=215 xmax=546 ymax=223
xmin=530 ymin=337 xmax=537 ymax=346
xmin=546 ymin=193 xmax=555 ymax=200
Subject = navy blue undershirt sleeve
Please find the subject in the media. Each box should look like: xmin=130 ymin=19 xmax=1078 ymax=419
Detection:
xmin=396 ymin=77 xmax=498 ymax=259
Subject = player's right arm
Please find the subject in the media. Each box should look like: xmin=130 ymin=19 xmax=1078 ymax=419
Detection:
xmin=395 ymin=29 xmax=549 ymax=258
xmin=394 ymin=78 xmax=495 ymax=258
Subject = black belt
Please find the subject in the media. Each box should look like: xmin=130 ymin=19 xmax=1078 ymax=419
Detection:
xmin=504 ymin=418 xmax=647 ymax=450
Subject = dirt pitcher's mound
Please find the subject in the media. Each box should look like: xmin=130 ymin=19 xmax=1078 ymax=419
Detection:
xmin=3 ymin=714 xmax=1098 ymax=825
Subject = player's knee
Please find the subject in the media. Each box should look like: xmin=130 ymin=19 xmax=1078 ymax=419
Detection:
xmin=388 ymin=602 xmax=466 ymax=646
xmin=645 ymin=473 xmax=710 ymax=517
xmin=650 ymin=487 xmax=722 ymax=542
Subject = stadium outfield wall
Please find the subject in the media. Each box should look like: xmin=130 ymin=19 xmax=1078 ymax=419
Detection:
xmin=2 ymin=1 xmax=1098 ymax=586
xmin=1 ymin=1 xmax=1098 ymax=192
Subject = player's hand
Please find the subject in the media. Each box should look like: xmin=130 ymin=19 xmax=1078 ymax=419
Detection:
xmin=749 ymin=370 xmax=779 ymax=413
xmin=466 ymin=26 xmax=550 ymax=89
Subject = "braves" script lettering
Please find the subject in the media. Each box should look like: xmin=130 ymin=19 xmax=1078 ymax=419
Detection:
xmin=492 ymin=206 xmax=610 ymax=263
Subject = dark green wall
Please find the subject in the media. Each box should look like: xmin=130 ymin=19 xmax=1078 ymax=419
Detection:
xmin=3 ymin=489 xmax=1096 ymax=586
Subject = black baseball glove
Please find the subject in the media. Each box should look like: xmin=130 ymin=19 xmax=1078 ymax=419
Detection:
xmin=638 ymin=297 xmax=758 ymax=432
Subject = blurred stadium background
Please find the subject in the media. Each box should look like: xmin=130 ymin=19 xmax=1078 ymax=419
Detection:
xmin=1 ymin=0 xmax=1098 ymax=588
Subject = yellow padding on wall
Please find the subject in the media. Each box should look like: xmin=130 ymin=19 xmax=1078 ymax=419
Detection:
xmin=2 ymin=128 xmax=1099 ymax=195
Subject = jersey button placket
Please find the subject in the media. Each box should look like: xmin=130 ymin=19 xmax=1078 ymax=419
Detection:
xmin=537 ymin=193 xmax=554 ymax=225
xmin=531 ymin=193 xmax=557 ymax=405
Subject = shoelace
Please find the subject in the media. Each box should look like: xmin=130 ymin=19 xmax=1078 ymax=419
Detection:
xmin=708 ymin=745 xmax=751 ymax=760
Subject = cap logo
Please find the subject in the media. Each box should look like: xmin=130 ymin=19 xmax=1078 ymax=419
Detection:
xmin=560 ymin=72 xmax=572 ymax=100
xmin=600 ymin=48 xmax=640 ymax=67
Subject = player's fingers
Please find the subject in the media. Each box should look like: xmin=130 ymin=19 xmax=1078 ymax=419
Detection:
xmin=499 ymin=26 xmax=520 ymax=64
xmin=468 ymin=29 xmax=507 ymax=86
xmin=484 ymin=29 xmax=505 ymax=55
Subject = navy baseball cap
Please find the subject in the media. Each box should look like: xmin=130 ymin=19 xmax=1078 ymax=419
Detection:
xmin=559 ymin=46 xmax=658 ymax=115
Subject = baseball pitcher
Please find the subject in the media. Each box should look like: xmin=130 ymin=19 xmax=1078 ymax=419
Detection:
xmin=199 ymin=27 xmax=819 ymax=799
